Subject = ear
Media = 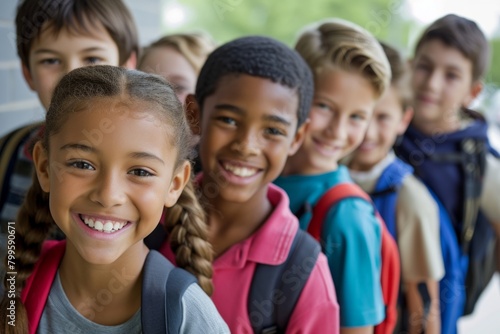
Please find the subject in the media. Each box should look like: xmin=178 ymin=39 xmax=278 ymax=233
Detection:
xmin=185 ymin=94 xmax=201 ymax=136
xmin=22 ymin=62 xmax=36 ymax=91
xmin=288 ymin=119 xmax=309 ymax=156
xmin=33 ymin=141 xmax=50 ymax=192
xmin=463 ymin=80 xmax=483 ymax=107
xmin=122 ymin=51 xmax=137 ymax=70
xmin=397 ymin=107 xmax=414 ymax=135
xmin=164 ymin=161 xmax=191 ymax=207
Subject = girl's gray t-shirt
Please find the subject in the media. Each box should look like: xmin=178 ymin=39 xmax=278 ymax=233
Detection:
xmin=37 ymin=272 xmax=229 ymax=334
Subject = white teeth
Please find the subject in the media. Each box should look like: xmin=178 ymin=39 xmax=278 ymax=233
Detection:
xmin=103 ymin=222 xmax=113 ymax=233
xmin=223 ymin=163 xmax=258 ymax=177
xmin=81 ymin=215 xmax=127 ymax=233
xmin=95 ymin=220 xmax=104 ymax=232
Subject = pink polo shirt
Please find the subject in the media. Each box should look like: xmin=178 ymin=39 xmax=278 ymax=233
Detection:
xmin=161 ymin=184 xmax=339 ymax=333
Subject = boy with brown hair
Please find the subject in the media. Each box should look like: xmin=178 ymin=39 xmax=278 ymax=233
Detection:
xmin=274 ymin=19 xmax=392 ymax=334
xmin=0 ymin=0 xmax=138 ymax=231
xmin=396 ymin=14 xmax=500 ymax=334
xmin=347 ymin=41 xmax=444 ymax=334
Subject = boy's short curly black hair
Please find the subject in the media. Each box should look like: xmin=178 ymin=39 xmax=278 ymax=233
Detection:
xmin=195 ymin=36 xmax=314 ymax=128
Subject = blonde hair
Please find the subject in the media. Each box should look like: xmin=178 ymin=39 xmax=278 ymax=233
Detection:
xmin=295 ymin=18 xmax=391 ymax=98
xmin=139 ymin=33 xmax=216 ymax=74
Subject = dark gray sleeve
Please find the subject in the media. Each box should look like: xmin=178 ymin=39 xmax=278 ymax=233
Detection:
xmin=179 ymin=284 xmax=230 ymax=334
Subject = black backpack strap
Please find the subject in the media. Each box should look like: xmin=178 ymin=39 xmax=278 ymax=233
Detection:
xmin=427 ymin=137 xmax=486 ymax=253
xmin=142 ymin=250 xmax=197 ymax=334
xmin=248 ymin=229 xmax=321 ymax=334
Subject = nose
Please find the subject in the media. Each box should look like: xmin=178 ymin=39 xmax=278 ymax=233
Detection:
xmin=325 ymin=114 xmax=347 ymax=141
xmin=230 ymin=127 xmax=260 ymax=156
xmin=425 ymin=69 xmax=442 ymax=92
xmin=65 ymin=59 xmax=84 ymax=74
xmin=89 ymin=170 xmax=127 ymax=208
xmin=364 ymin=119 xmax=377 ymax=141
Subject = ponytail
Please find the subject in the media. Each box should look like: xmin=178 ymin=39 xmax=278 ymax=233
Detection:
xmin=1 ymin=170 xmax=55 ymax=334
xmin=164 ymin=181 xmax=214 ymax=295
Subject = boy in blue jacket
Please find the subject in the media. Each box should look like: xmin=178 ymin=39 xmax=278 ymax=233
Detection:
xmin=396 ymin=14 xmax=500 ymax=334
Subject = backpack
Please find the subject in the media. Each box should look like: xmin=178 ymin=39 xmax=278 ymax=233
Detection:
xmin=306 ymin=183 xmax=400 ymax=334
xmin=248 ymin=228 xmax=321 ymax=334
xmin=397 ymin=118 xmax=498 ymax=322
xmin=369 ymin=158 xmax=414 ymax=240
xmin=21 ymin=240 xmax=196 ymax=334
xmin=145 ymin=187 xmax=323 ymax=334
xmin=368 ymin=158 xmax=463 ymax=333
xmin=0 ymin=122 xmax=43 ymax=224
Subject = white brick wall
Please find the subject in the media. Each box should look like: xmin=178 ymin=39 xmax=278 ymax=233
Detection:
xmin=0 ymin=0 xmax=163 ymax=137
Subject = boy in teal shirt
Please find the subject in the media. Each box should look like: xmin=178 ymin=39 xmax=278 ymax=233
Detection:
xmin=274 ymin=19 xmax=391 ymax=333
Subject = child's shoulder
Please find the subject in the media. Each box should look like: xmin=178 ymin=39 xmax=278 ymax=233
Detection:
xmin=398 ymin=173 xmax=438 ymax=212
xmin=397 ymin=174 xmax=441 ymax=240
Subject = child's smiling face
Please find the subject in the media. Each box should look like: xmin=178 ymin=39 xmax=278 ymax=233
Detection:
xmin=288 ymin=68 xmax=377 ymax=175
xmin=411 ymin=39 xmax=481 ymax=133
xmin=34 ymin=98 xmax=189 ymax=265
xmin=349 ymin=86 xmax=413 ymax=171
xmin=196 ymin=74 xmax=305 ymax=204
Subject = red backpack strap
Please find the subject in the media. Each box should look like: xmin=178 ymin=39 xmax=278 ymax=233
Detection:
xmin=306 ymin=183 xmax=400 ymax=334
xmin=21 ymin=240 xmax=66 ymax=334
xmin=375 ymin=222 xmax=400 ymax=334
xmin=307 ymin=183 xmax=369 ymax=241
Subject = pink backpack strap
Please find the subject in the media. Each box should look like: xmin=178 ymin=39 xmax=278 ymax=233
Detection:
xmin=21 ymin=240 xmax=66 ymax=334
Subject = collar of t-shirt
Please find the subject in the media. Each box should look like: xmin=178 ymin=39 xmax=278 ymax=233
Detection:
xmin=348 ymin=151 xmax=396 ymax=193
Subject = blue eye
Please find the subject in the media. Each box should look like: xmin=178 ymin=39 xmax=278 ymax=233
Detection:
xmin=315 ymin=102 xmax=330 ymax=110
xmin=350 ymin=113 xmax=365 ymax=121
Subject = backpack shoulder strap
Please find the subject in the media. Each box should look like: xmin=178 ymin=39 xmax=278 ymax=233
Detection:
xmin=307 ymin=183 xmax=369 ymax=241
xmin=307 ymin=183 xmax=400 ymax=334
xmin=21 ymin=240 xmax=66 ymax=334
xmin=249 ymin=229 xmax=321 ymax=334
xmin=0 ymin=122 xmax=43 ymax=209
xmin=141 ymin=250 xmax=196 ymax=334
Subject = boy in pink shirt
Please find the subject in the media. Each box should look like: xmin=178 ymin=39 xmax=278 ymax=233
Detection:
xmin=162 ymin=36 xmax=340 ymax=333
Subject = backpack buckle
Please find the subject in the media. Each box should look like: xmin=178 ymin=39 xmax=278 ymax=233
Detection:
xmin=262 ymin=326 xmax=278 ymax=334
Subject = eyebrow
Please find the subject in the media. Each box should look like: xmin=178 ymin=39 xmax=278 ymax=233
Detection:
xmin=60 ymin=143 xmax=95 ymax=152
xmin=419 ymin=55 xmax=462 ymax=72
xmin=34 ymin=47 xmax=107 ymax=55
xmin=128 ymin=152 xmax=165 ymax=165
xmin=60 ymin=143 xmax=165 ymax=164
xmin=214 ymin=104 xmax=292 ymax=126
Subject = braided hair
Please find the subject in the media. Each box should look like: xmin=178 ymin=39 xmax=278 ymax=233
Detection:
xmin=1 ymin=66 xmax=214 ymax=333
